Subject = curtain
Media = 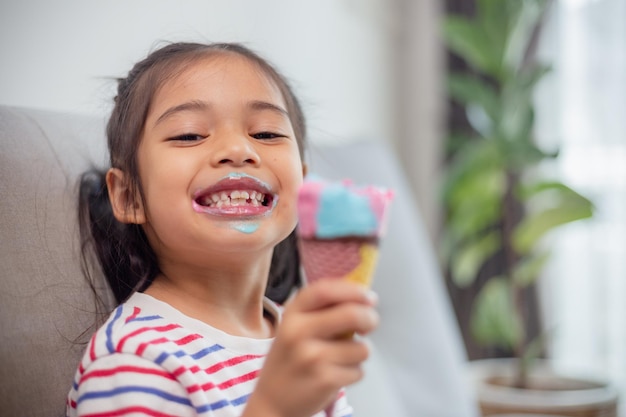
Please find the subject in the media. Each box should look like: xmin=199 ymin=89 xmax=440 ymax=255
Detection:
xmin=535 ymin=0 xmax=626 ymax=409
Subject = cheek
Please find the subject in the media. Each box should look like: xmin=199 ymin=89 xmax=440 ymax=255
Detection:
xmin=281 ymin=161 xmax=304 ymax=224
xmin=138 ymin=159 xmax=194 ymax=228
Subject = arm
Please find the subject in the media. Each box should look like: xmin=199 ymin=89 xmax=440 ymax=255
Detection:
xmin=242 ymin=279 xmax=378 ymax=417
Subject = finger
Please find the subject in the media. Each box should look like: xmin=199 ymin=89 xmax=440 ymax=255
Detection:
xmin=302 ymin=303 xmax=379 ymax=339
xmin=288 ymin=279 xmax=378 ymax=313
xmin=279 ymin=304 xmax=377 ymax=341
xmin=323 ymin=359 xmax=366 ymax=389
xmin=325 ymin=338 xmax=371 ymax=367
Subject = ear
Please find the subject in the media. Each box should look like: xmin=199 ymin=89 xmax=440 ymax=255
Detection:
xmin=106 ymin=168 xmax=146 ymax=224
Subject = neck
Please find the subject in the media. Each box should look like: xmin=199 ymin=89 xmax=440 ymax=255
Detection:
xmin=144 ymin=251 xmax=275 ymax=339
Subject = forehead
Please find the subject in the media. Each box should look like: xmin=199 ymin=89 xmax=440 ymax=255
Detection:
xmin=150 ymin=53 xmax=286 ymax=110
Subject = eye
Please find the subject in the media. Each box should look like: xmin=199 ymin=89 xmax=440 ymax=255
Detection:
xmin=169 ymin=134 xmax=205 ymax=142
xmin=251 ymin=132 xmax=284 ymax=140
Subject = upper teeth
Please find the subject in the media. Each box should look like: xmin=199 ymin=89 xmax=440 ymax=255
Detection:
xmin=198 ymin=190 xmax=266 ymax=207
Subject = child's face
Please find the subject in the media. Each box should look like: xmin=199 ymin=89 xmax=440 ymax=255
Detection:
xmin=135 ymin=54 xmax=304 ymax=266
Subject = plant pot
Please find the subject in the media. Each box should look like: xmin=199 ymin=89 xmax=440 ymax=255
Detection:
xmin=467 ymin=358 xmax=619 ymax=417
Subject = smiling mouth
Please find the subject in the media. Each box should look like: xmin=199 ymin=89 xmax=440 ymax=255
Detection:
xmin=195 ymin=189 xmax=273 ymax=208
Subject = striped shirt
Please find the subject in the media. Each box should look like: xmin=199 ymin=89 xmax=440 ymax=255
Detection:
xmin=66 ymin=292 xmax=352 ymax=417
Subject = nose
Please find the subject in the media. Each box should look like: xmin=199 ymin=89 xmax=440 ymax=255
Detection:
xmin=210 ymin=130 xmax=260 ymax=167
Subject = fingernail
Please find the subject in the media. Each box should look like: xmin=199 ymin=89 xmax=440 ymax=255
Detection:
xmin=365 ymin=290 xmax=379 ymax=305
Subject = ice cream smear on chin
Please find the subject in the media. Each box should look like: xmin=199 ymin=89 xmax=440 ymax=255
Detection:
xmin=296 ymin=176 xmax=393 ymax=286
xmin=231 ymin=222 xmax=260 ymax=234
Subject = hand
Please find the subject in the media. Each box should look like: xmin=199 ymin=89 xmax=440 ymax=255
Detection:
xmin=243 ymin=279 xmax=379 ymax=417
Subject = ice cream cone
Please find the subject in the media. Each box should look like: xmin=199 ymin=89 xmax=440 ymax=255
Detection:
xmin=297 ymin=237 xmax=379 ymax=288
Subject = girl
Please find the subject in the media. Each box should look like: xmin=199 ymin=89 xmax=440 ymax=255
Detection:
xmin=68 ymin=42 xmax=378 ymax=417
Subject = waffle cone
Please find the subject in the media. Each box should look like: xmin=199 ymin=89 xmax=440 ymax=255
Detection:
xmin=298 ymin=237 xmax=379 ymax=288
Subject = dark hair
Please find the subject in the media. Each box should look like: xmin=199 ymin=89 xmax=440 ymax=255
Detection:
xmin=79 ymin=42 xmax=306 ymax=308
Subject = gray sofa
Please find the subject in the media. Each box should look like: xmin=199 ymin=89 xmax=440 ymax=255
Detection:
xmin=0 ymin=105 xmax=478 ymax=416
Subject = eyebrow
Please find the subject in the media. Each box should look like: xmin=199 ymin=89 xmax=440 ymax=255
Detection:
xmin=248 ymin=100 xmax=289 ymax=117
xmin=154 ymin=99 xmax=289 ymax=126
xmin=155 ymin=100 xmax=209 ymax=126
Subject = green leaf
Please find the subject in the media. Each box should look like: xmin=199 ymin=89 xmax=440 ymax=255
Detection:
xmin=498 ymin=96 xmax=534 ymax=145
xmin=511 ymin=251 xmax=551 ymax=287
xmin=442 ymin=140 xmax=504 ymax=204
xmin=444 ymin=132 xmax=477 ymax=155
xmin=517 ymin=64 xmax=552 ymax=90
xmin=447 ymin=165 xmax=505 ymax=210
xmin=442 ymin=17 xmax=501 ymax=77
xmin=516 ymin=180 xmax=590 ymax=202
xmin=448 ymin=196 xmax=502 ymax=245
xmin=442 ymin=140 xmax=506 ymax=247
xmin=471 ymin=277 xmax=524 ymax=348
xmin=503 ymin=0 xmax=551 ymax=73
xmin=445 ymin=165 xmax=505 ymax=244
xmin=513 ymin=203 xmax=593 ymax=254
xmin=447 ymin=74 xmax=501 ymax=123
xmin=478 ymin=0 xmax=518 ymax=72
xmin=451 ymin=232 xmax=501 ymax=287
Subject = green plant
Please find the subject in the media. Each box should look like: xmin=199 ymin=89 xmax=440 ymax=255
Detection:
xmin=441 ymin=0 xmax=593 ymax=387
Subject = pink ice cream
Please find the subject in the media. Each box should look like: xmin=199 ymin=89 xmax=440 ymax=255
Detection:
xmin=297 ymin=177 xmax=393 ymax=240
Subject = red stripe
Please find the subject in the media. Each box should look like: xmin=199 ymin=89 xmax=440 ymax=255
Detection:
xmin=171 ymin=363 xmax=199 ymax=377
xmin=188 ymin=380 xmax=215 ymax=394
xmin=186 ymin=383 xmax=201 ymax=394
xmin=81 ymin=406 xmax=180 ymax=417
xmin=89 ymin=333 xmax=98 ymax=361
xmin=116 ymin=324 xmax=181 ymax=351
xmin=188 ymin=370 xmax=260 ymax=394
xmin=124 ymin=306 xmax=141 ymax=323
xmin=204 ymin=354 xmax=262 ymax=374
xmin=80 ymin=365 xmax=175 ymax=383
xmin=136 ymin=337 xmax=168 ymax=356
xmin=198 ymin=381 xmax=216 ymax=392
xmin=172 ymin=365 xmax=186 ymax=378
xmin=218 ymin=370 xmax=259 ymax=389
xmin=174 ymin=333 xmax=202 ymax=345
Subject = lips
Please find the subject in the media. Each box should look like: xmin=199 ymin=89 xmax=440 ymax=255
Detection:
xmin=192 ymin=174 xmax=276 ymax=217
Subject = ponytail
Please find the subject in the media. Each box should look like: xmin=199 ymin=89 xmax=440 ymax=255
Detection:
xmin=266 ymin=230 xmax=302 ymax=304
xmin=78 ymin=169 xmax=158 ymax=305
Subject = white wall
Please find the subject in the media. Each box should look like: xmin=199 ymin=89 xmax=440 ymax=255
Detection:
xmin=0 ymin=0 xmax=446 ymax=244
xmin=0 ymin=0 xmax=396 ymax=146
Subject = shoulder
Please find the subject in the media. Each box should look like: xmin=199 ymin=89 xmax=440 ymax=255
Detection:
xmin=67 ymin=295 xmax=208 ymax=415
xmin=86 ymin=294 xmax=185 ymax=359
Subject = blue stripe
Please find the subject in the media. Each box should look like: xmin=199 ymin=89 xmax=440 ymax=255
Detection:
xmin=197 ymin=399 xmax=228 ymax=412
xmin=154 ymin=351 xmax=169 ymax=365
xmin=77 ymin=385 xmax=192 ymax=406
xmin=195 ymin=393 xmax=249 ymax=413
xmin=230 ymin=393 xmax=250 ymax=406
xmin=105 ymin=306 xmax=124 ymax=353
xmin=128 ymin=314 xmax=162 ymax=322
xmin=191 ymin=344 xmax=223 ymax=359
xmin=153 ymin=343 xmax=222 ymax=364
